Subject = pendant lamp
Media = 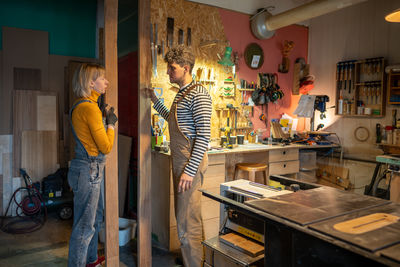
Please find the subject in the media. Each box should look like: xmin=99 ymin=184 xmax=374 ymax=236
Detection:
xmin=385 ymin=8 xmax=400 ymax=22
xmin=218 ymin=47 xmax=235 ymax=66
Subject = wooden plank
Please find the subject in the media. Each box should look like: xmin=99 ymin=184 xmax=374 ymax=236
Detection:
xmin=37 ymin=95 xmax=57 ymax=131
xmin=13 ymin=90 xmax=58 ymax=177
xmin=333 ymin=213 xmax=399 ymax=234
xmin=104 ymin=0 xmax=120 ymax=265
xmin=2 ymin=153 xmax=12 ymax=216
xmin=219 ymin=232 xmax=264 ymax=257
xmin=13 ymin=90 xmax=38 ymax=177
xmin=138 ymin=0 xmax=152 ymax=265
xmin=0 ymin=135 xmax=13 ymax=175
xmin=316 ymin=163 xmax=351 ymax=189
xmin=21 ymin=131 xmax=58 ymax=182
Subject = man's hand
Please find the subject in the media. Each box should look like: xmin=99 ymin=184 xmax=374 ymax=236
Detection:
xmin=144 ymin=87 xmax=158 ymax=103
xmin=178 ymin=173 xmax=194 ymax=193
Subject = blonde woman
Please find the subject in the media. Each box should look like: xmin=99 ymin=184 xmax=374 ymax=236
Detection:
xmin=67 ymin=63 xmax=117 ymax=267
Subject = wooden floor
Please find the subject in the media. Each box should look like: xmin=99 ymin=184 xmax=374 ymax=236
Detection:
xmin=0 ymin=213 xmax=179 ymax=266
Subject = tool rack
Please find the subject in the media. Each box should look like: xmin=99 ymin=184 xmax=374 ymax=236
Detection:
xmin=335 ymin=57 xmax=386 ymax=117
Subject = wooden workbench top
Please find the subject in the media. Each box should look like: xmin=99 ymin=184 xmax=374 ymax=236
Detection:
xmin=153 ymin=143 xmax=339 ymax=156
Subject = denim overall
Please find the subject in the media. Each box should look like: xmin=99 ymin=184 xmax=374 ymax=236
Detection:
xmin=169 ymin=84 xmax=208 ymax=267
xmin=67 ymin=100 xmax=106 ymax=267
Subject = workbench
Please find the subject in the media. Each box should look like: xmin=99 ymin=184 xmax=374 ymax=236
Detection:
xmin=201 ymin=175 xmax=400 ymax=266
xmin=151 ymin=143 xmax=339 ymax=251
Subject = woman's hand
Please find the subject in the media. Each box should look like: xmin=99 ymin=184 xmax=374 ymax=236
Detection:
xmin=106 ymin=106 xmax=118 ymax=126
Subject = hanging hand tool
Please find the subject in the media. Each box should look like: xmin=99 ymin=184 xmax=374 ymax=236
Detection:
xmin=167 ymin=17 xmax=174 ymax=47
xmin=187 ymin=28 xmax=192 ymax=46
xmin=150 ymin=23 xmax=157 ymax=77
xmin=336 ymin=64 xmax=341 ymax=91
xmin=343 ymin=63 xmax=347 ymax=91
xmin=178 ymin=29 xmax=184 ymax=45
xmin=338 ymin=63 xmax=343 ymax=92
xmin=348 ymin=63 xmax=353 ymax=93
xmin=154 ymin=23 xmax=158 ymax=77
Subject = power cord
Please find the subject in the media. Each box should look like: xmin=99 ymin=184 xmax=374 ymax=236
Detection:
xmin=0 ymin=169 xmax=47 ymax=234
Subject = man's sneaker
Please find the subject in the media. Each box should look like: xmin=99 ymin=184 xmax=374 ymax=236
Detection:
xmin=86 ymin=255 xmax=105 ymax=267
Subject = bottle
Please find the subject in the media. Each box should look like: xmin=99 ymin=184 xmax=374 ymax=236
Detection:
xmin=386 ymin=126 xmax=393 ymax=145
xmin=338 ymin=97 xmax=343 ymax=115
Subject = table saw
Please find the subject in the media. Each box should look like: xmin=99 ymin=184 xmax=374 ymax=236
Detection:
xmin=201 ymin=175 xmax=400 ymax=266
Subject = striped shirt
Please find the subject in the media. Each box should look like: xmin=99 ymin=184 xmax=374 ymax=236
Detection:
xmin=153 ymin=81 xmax=212 ymax=177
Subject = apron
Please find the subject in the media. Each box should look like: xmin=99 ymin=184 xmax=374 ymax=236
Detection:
xmin=67 ymin=100 xmax=106 ymax=267
xmin=169 ymin=84 xmax=208 ymax=267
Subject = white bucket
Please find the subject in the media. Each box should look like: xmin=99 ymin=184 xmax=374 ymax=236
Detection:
xmin=99 ymin=218 xmax=137 ymax=246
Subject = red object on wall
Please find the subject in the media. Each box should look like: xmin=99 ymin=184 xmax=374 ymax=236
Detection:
xmin=118 ymin=51 xmax=138 ymax=162
xmin=219 ymin=9 xmax=309 ymax=135
xmin=118 ymin=51 xmax=138 ymax=139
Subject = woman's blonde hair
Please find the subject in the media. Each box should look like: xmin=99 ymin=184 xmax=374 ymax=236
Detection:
xmin=72 ymin=63 xmax=105 ymax=98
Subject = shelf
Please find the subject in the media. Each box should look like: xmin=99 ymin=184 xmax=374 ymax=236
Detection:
xmin=235 ymin=127 xmax=252 ymax=130
xmin=336 ymin=58 xmax=386 ymax=118
xmin=223 ymin=80 xmax=235 ymax=83
xmin=238 ymin=88 xmax=255 ymax=91
xmin=336 ymin=114 xmax=384 ymax=118
xmin=198 ymin=80 xmax=216 ymax=83
xmin=355 ymin=81 xmax=382 ymax=85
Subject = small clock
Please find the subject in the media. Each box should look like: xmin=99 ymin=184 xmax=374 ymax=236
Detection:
xmin=244 ymin=43 xmax=264 ymax=69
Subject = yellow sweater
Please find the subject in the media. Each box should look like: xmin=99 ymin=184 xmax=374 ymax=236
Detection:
xmin=71 ymin=90 xmax=114 ymax=156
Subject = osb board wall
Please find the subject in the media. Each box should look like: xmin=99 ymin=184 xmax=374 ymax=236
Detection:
xmin=150 ymin=0 xmax=246 ymax=139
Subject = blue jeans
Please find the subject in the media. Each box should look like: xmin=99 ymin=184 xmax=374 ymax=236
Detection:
xmin=68 ymin=159 xmax=105 ymax=267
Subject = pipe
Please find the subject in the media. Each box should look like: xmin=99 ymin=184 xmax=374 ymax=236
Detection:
xmin=252 ymin=0 xmax=367 ymax=39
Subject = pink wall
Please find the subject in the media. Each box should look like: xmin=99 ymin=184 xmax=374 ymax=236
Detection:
xmin=219 ymin=9 xmax=308 ymax=137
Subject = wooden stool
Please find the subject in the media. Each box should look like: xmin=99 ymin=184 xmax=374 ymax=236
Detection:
xmin=234 ymin=163 xmax=268 ymax=185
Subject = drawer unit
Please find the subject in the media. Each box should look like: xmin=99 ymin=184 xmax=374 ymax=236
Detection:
xmin=269 ymin=160 xmax=300 ymax=175
xmin=268 ymin=148 xmax=299 ymax=162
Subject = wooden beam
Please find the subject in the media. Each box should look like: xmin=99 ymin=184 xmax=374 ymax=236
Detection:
xmin=138 ymin=0 xmax=152 ymax=265
xmin=104 ymin=0 xmax=119 ymax=265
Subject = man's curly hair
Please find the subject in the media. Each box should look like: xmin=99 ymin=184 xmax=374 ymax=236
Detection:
xmin=164 ymin=45 xmax=195 ymax=73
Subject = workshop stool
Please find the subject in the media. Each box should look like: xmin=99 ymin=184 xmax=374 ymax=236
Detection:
xmin=234 ymin=163 xmax=268 ymax=185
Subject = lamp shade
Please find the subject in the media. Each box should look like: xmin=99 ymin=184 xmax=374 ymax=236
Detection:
xmin=218 ymin=47 xmax=235 ymax=66
xmin=385 ymin=8 xmax=400 ymax=22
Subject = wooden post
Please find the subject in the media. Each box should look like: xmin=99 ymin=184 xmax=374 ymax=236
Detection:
xmin=138 ymin=0 xmax=152 ymax=265
xmin=104 ymin=0 xmax=119 ymax=265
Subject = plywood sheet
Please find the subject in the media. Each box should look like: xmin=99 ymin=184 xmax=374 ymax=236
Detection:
xmin=150 ymin=0 xmax=244 ymax=140
xmin=21 ymin=130 xmax=58 ymax=182
xmin=37 ymin=95 xmax=57 ymax=131
xmin=0 ymin=135 xmax=13 ymax=175
xmin=1 ymin=27 xmax=49 ymax=134
xmin=2 ymin=153 xmax=12 ymax=216
xmin=13 ymin=90 xmax=58 ymax=177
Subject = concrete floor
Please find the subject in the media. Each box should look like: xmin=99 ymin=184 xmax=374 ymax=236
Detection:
xmin=0 ymin=213 xmax=180 ymax=266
